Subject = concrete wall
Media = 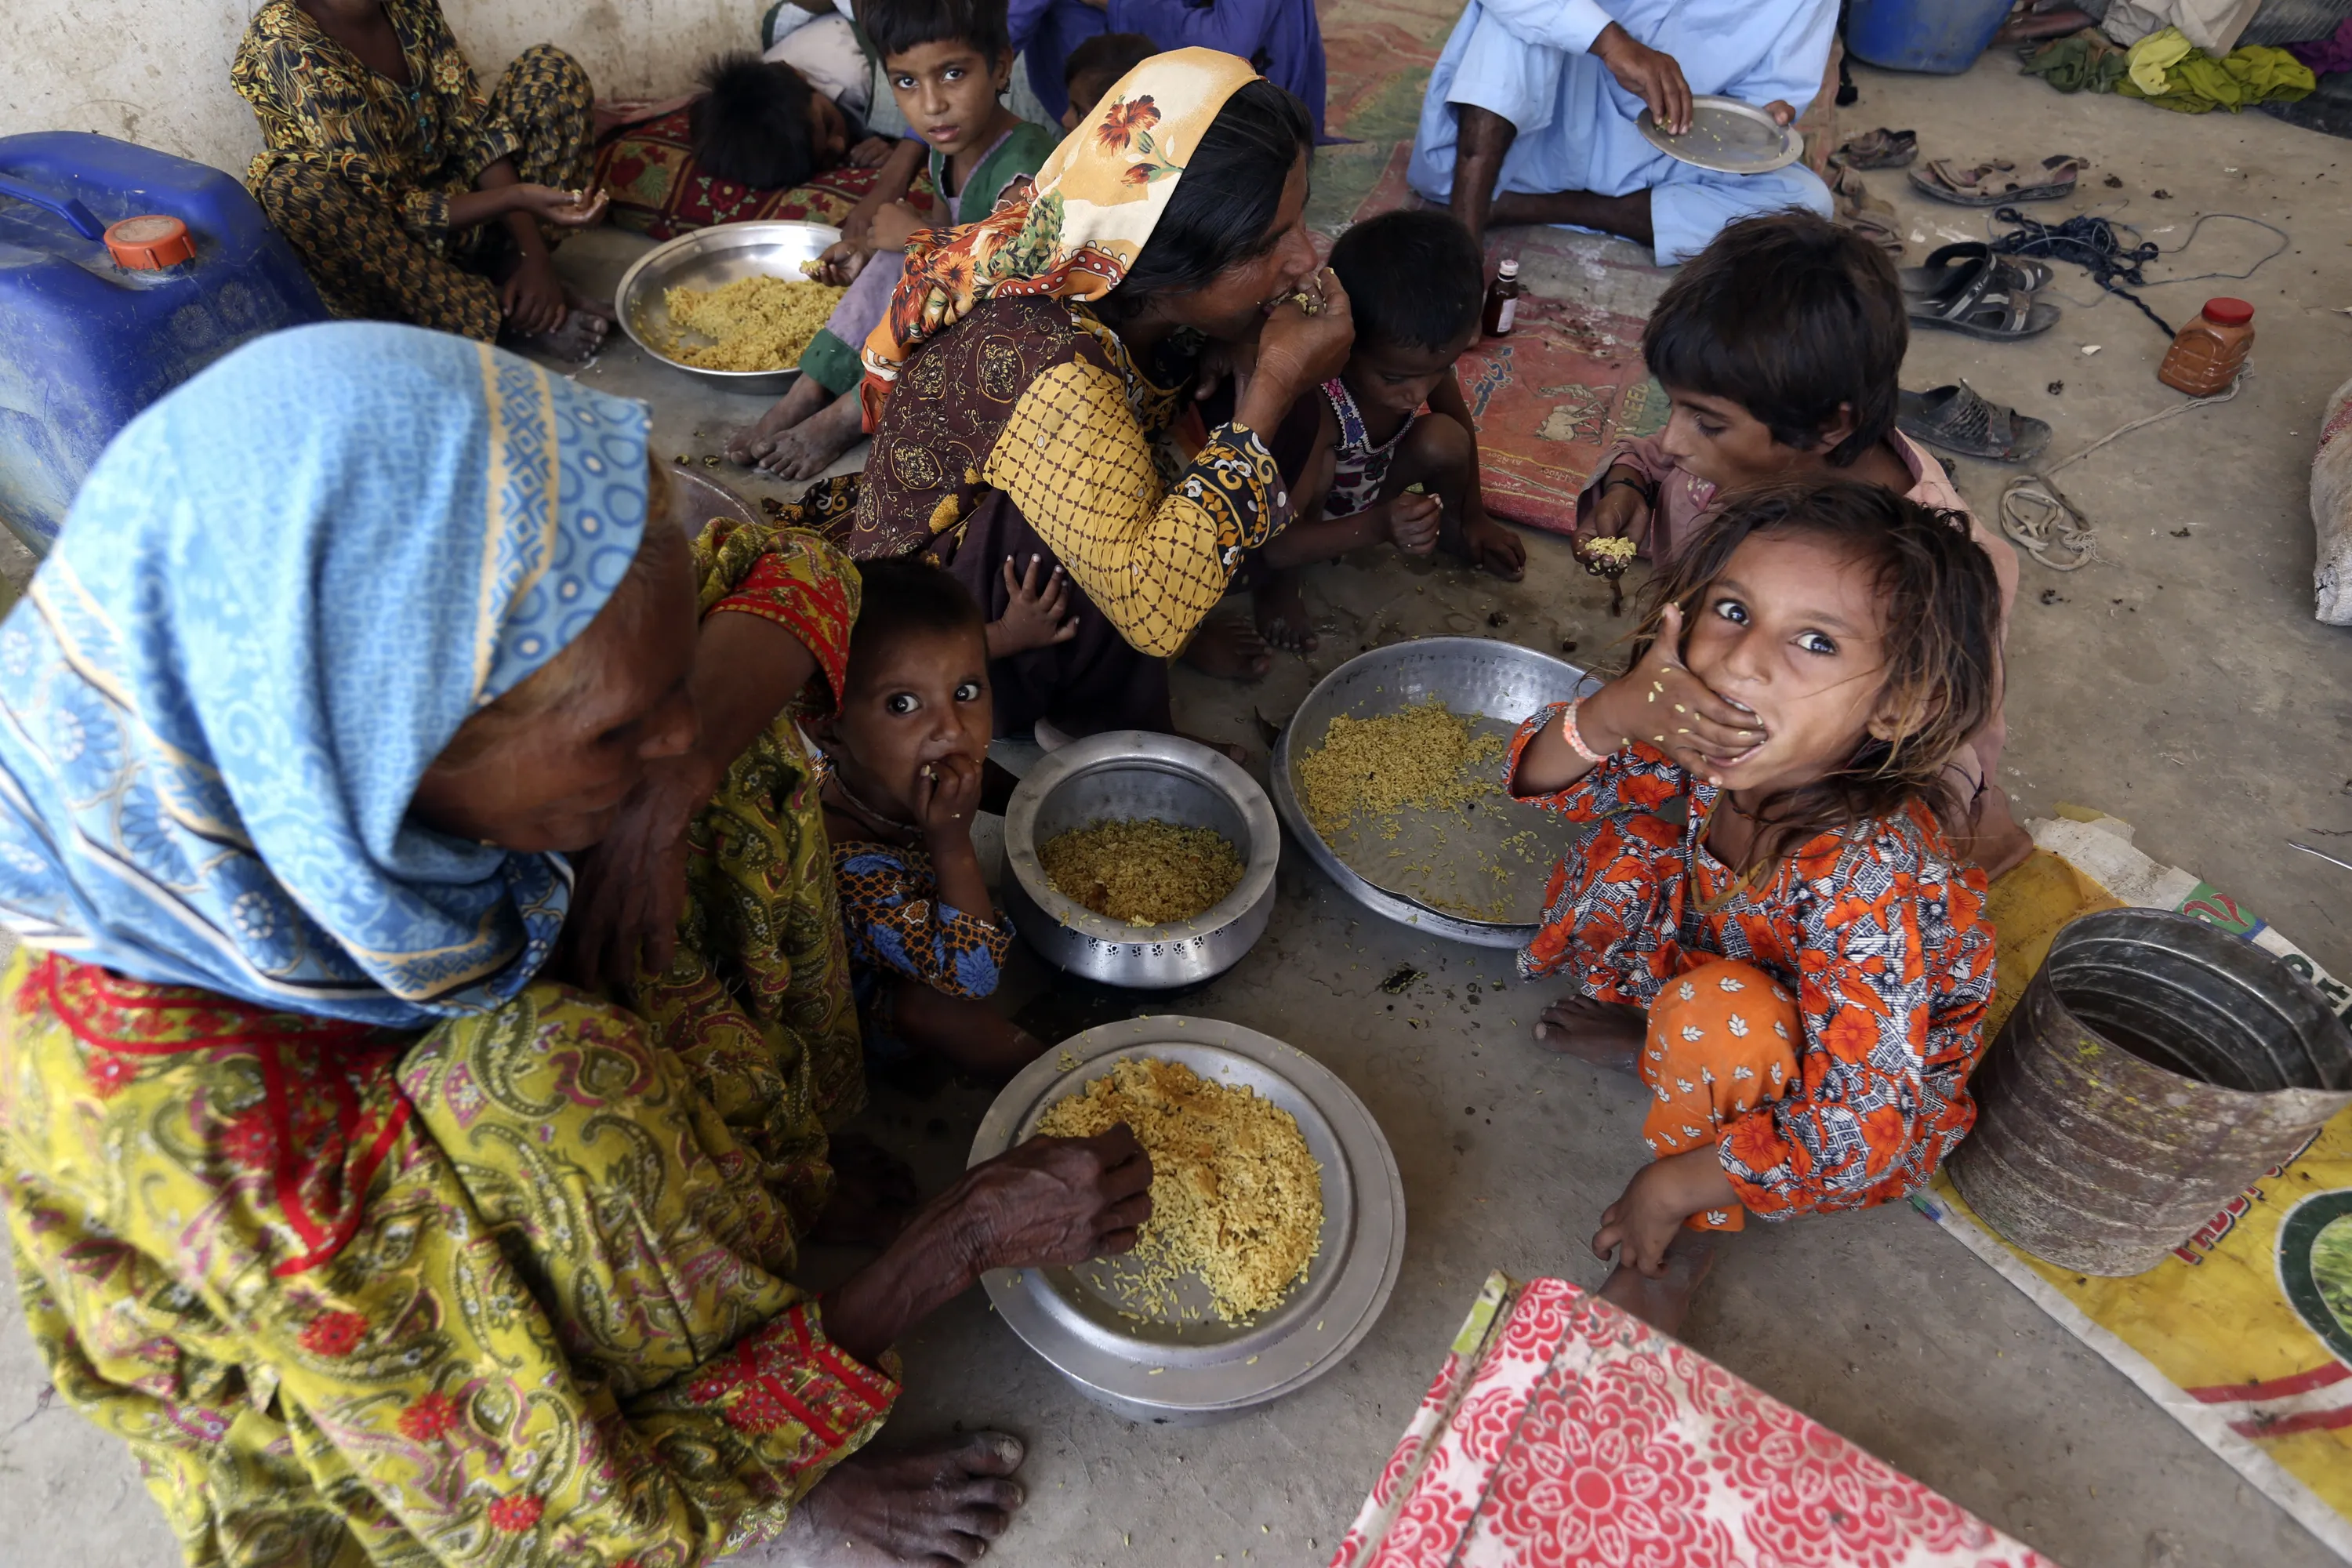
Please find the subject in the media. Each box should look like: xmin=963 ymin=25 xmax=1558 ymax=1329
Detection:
xmin=0 ymin=0 xmax=757 ymax=178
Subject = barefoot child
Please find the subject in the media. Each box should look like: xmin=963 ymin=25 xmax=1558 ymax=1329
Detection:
xmin=1577 ymin=209 xmax=2027 ymax=873
xmin=1253 ymin=209 xmax=1526 ymax=652
xmin=809 ymin=558 xmax=1049 ymax=1078
xmin=730 ymin=0 xmax=1059 ymax=478
xmin=1513 ymin=481 xmax=2002 ymax=1335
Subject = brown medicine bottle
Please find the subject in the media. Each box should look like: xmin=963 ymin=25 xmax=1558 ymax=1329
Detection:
xmin=2157 ymin=296 xmax=2255 ymax=397
xmin=1482 ymin=259 xmax=1521 ymax=337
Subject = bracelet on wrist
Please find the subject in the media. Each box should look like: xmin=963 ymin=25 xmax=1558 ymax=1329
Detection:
xmin=1560 ymin=698 xmax=1606 ymax=764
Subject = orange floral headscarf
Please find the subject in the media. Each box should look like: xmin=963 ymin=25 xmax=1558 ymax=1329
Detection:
xmin=857 ymin=47 xmax=1261 ymax=426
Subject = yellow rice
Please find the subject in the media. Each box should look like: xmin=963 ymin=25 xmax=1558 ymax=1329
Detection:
xmin=662 ymin=274 xmax=846 ymax=372
xmin=1296 ymin=697 xmax=1504 ymax=841
xmin=1040 ymin=818 xmax=1243 ymax=927
xmin=1036 ymin=1058 xmax=1322 ymax=1323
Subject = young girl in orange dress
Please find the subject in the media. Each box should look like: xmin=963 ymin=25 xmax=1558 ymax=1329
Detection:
xmin=1511 ymin=480 xmax=2004 ymax=1334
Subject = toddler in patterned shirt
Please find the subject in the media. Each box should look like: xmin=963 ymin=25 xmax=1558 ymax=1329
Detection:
xmin=1250 ymin=209 xmax=1526 ymax=655
xmin=1509 ymin=481 xmax=2003 ymax=1337
xmin=809 ymin=557 xmax=1046 ymax=1077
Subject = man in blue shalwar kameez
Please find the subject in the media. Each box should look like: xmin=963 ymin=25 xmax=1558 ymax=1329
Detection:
xmin=1009 ymin=0 xmax=1326 ymax=134
xmin=1407 ymin=0 xmax=1835 ymax=265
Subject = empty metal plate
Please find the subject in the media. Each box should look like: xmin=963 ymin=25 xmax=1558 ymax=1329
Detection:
xmin=968 ymin=1016 xmax=1404 ymax=1425
xmin=1639 ymin=95 xmax=1804 ymax=175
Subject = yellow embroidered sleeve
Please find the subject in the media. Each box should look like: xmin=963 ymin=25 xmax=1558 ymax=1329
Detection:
xmin=982 ymin=358 xmax=1282 ymax=659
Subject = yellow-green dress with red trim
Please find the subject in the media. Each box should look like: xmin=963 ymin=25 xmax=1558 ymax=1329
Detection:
xmin=0 ymin=524 xmax=880 ymax=1568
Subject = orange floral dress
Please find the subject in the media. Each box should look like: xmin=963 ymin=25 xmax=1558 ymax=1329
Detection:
xmin=1511 ymin=713 xmax=1996 ymax=1221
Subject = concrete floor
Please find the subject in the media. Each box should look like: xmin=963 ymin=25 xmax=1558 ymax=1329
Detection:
xmin=5 ymin=47 xmax=2352 ymax=1568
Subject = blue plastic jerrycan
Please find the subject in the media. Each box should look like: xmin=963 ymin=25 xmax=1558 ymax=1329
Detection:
xmin=0 ymin=132 xmax=328 ymax=555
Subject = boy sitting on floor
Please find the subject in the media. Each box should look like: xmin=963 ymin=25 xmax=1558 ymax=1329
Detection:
xmin=728 ymin=0 xmax=1060 ymax=479
xmin=1578 ymin=209 xmax=2027 ymax=875
xmin=1059 ymin=31 xmax=1159 ymax=129
xmin=1254 ymin=209 xmax=1527 ymax=653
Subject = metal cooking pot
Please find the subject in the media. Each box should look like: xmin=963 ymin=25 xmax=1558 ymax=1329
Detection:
xmin=1000 ymin=732 xmax=1278 ymax=989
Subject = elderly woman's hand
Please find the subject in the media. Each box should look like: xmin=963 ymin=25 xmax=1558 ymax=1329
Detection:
xmin=818 ymin=1127 xmax=1155 ymax=1367
xmin=553 ymin=750 xmax=723 ymax=991
xmin=948 ymin=1127 xmax=1155 ymax=1272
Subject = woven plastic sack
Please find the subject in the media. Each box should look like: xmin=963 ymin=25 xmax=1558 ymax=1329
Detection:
xmin=2315 ymin=374 xmax=2352 ymax=624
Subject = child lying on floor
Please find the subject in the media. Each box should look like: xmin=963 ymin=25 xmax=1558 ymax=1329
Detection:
xmin=1512 ymin=481 xmax=2002 ymax=1336
xmin=1576 ymin=209 xmax=2027 ymax=875
xmin=1253 ymin=209 xmax=1526 ymax=653
xmin=728 ymin=0 xmax=1060 ymax=478
xmin=810 ymin=557 xmax=1047 ymax=1078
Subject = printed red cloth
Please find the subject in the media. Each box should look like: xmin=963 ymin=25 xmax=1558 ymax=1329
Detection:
xmin=1334 ymin=1274 xmax=2058 ymax=1568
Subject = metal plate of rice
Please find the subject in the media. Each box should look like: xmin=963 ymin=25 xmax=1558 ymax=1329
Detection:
xmin=1272 ymin=637 xmax=1599 ymax=949
xmin=969 ymin=1016 xmax=1404 ymax=1425
xmin=615 ymin=220 xmax=842 ymax=395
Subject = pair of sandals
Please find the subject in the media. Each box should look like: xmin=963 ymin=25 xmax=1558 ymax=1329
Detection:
xmin=1903 ymin=241 xmax=2059 ymax=342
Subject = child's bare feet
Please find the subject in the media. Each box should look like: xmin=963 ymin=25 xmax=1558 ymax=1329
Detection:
xmin=808 ymin=1132 xmax=921 ymax=1248
xmin=1254 ymin=571 xmax=1319 ymax=653
xmin=514 ymin=307 xmax=608 ymax=363
xmin=767 ymin=1432 xmax=1027 ymax=1566
xmin=729 ymin=376 xmax=832 ymax=466
xmin=748 ymin=394 xmax=868 ymax=478
xmin=1531 ymin=993 xmax=1645 ymax=1071
xmin=1181 ymin=614 xmax=1272 ymax=681
xmin=1596 ymin=1229 xmax=1716 ymax=1337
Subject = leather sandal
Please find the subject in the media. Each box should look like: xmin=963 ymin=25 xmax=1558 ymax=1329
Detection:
xmin=1909 ymin=154 xmax=2085 ymax=206
xmin=1906 ymin=249 xmax=2060 ymax=341
xmin=1832 ymin=127 xmax=1917 ymax=169
xmin=1900 ymin=242 xmax=2052 ymax=299
xmin=1898 ymin=382 xmax=2053 ymax=464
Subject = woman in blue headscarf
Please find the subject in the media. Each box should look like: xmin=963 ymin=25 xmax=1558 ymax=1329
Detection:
xmin=0 ymin=323 xmax=1149 ymax=1568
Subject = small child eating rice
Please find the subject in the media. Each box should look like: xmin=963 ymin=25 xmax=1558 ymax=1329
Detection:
xmin=1511 ymin=481 xmax=2002 ymax=1335
xmin=1251 ymin=209 xmax=1526 ymax=653
xmin=808 ymin=557 xmax=1047 ymax=1078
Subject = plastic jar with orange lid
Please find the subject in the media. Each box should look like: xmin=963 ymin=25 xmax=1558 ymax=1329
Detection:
xmin=2157 ymin=297 xmax=2254 ymax=397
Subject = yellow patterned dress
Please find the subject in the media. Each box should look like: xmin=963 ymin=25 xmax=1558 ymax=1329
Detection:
xmin=0 ymin=525 xmax=880 ymax=1568
xmin=231 ymin=0 xmax=594 ymax=341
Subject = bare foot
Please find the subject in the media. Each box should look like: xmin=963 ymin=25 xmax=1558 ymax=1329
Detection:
xmin=1596 ymin=1229 xmax=1716 ymax=1337
xmin=1445 ymin=510 xmax=1528 ymax=581
xmin=808 ymin=1133 xmax=920 ymax=1249
xmin=749 ymin=394 xmax=866 ymax=479
xmin=730 ymin=376 xmax=829 ymax=465
xmin=1531 ymin=993 xmax=1645 ymax=1071
xmin=770 ymin=1433 xmax=1027 ymax=1566
xmin=1180 ymin=615 xmax=1271 ymax=681
xmin=1253 ymin=572 xmax=1319 ymax=654
xmin=515 ymin=307 xmax=608 ymax=364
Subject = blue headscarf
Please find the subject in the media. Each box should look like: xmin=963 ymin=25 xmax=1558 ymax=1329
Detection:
xmin=0 ymin=322 xmax=652 ymax=1025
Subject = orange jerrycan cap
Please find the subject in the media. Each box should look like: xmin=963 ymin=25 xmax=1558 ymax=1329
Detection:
xmin=105 ymin=215 xmax=195 ymax=270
